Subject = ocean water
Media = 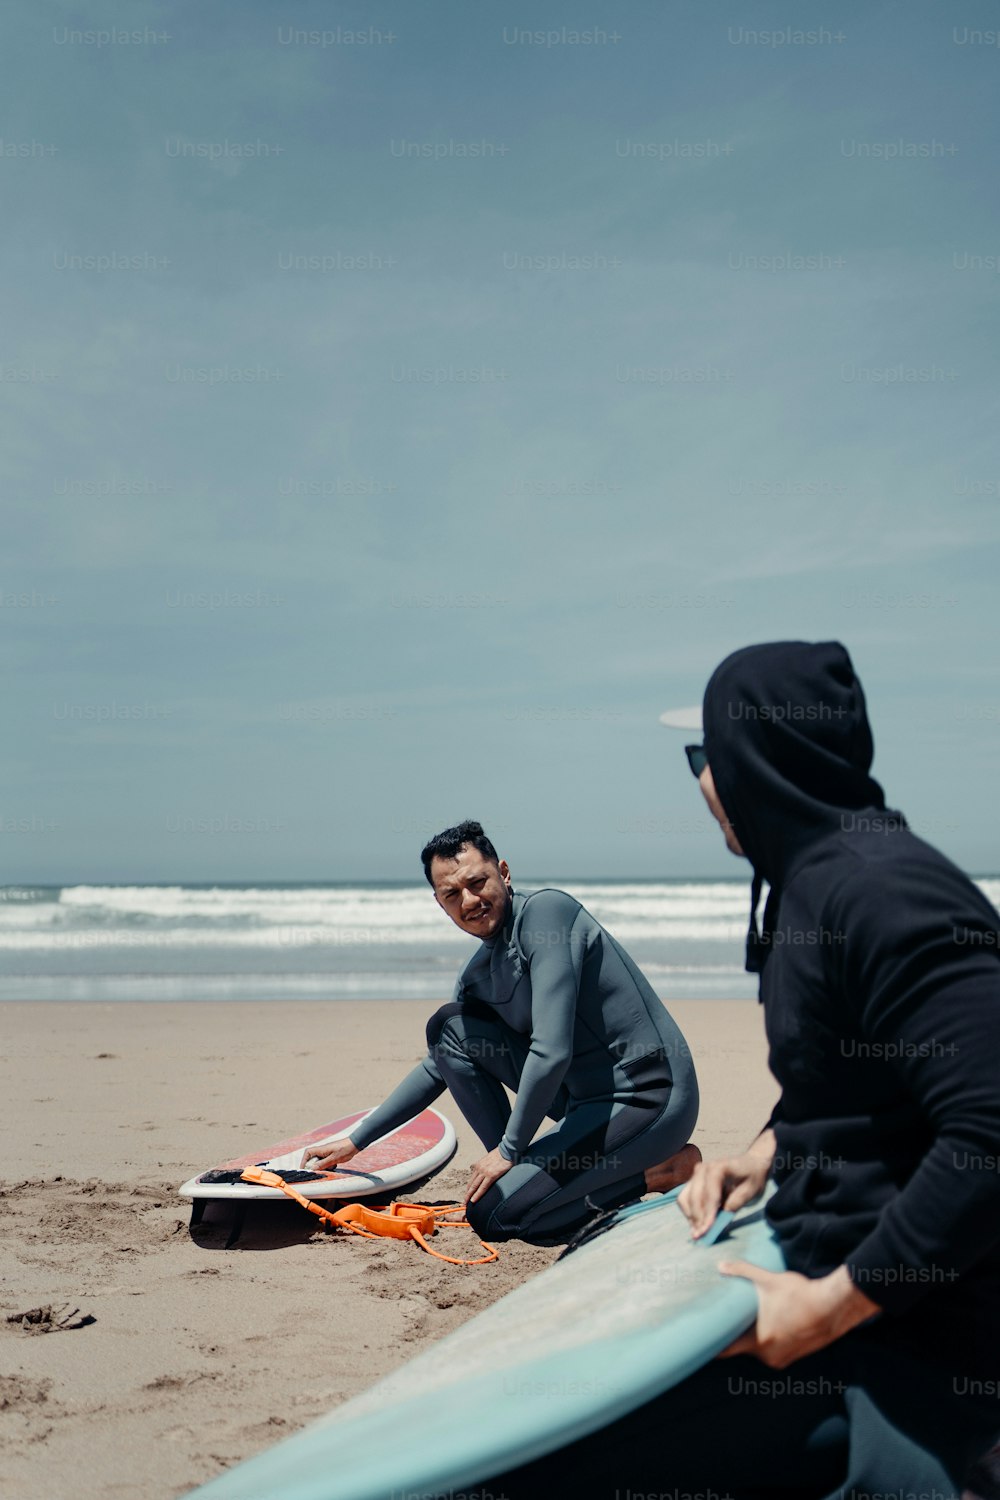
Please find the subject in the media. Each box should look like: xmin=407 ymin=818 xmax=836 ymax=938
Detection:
xmin=1 ymin=877 xmax=998 ymax=1003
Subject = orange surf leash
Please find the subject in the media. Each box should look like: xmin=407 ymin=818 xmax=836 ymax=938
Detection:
xmin=240 ymin=1167 xmax=499 ymax=1265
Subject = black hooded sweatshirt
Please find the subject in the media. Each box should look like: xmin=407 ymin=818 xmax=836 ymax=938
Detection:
xmin=703 ymin=640 xmax=1000 ymax=1371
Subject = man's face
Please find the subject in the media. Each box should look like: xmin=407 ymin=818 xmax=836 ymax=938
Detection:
xmin=430 ymin=844 xmax=513 ymax=939
xmin=698 ymin=765 xmax=746 ymax=858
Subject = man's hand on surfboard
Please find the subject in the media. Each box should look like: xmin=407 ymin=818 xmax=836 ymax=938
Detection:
xmin=301 ymin=1138 xmax=359 ymax=1171
xmin=715 ymin=1262 xmax=882 ymax=1368
xmin=678 ymin=1140 xmax=773 ymax=1239
xmin=466 ymin=1147 xmax=514 ymax=1205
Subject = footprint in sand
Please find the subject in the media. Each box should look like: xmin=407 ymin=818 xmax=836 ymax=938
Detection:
xmin=0 ymin=1374 xmax=53 ymax=1409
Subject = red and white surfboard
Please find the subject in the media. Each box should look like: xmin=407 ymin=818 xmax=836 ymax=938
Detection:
xmin=179 ymin=1108 xmax=457 ymax=1202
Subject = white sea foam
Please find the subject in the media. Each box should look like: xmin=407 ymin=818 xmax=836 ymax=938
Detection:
xmin=0 ymin=877 xmax=996 ymax=1002
xmin=1 ymin=877 xmax=996 ymax=949
xmin=0 ymin=919 xmax=752 ymax=951
xmin=0 ymin=881 xmax=756 ymax=946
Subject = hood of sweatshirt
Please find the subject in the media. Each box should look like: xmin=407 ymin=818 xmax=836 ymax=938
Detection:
xmin=701 ymin=640 xmax=900 ymax=971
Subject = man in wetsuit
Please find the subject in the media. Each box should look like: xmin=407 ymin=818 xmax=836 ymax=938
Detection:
xmin=484 ymin=640 xmax=1000 ymax=1497
xmin=304 ymin=820 xmax=701 ymax=1244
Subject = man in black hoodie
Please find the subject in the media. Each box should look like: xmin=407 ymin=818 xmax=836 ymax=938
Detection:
xmin=485 ymin=640 xmax=1000 ymax=1498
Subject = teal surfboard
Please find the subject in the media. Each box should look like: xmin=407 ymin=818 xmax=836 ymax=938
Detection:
xmin=185 ymin=1187 xmax=784 ymax=1500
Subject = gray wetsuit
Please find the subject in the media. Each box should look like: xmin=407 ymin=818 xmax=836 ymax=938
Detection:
xmin=349 ymin=888 xmax=699 ymax=1244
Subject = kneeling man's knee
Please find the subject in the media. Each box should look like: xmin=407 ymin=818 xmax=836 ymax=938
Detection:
xmin=425 ymin=1002 xmax=466 ymax=1052
xmin=465 ymin=1189 xmax=517 ymax=1243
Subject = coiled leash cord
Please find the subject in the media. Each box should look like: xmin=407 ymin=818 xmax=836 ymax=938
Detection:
xmin=240 ymin=1167 xmax=499 ymax=1265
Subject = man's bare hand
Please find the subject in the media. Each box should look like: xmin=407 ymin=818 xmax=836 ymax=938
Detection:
xmin=717 ymin=1262 xmax=881 ymax=1367
xmin=301 ymin=1137 xmax=359 ymax=1171
xmin=466 ymin=1147 xmax=515 ymax=1206
xmin=678 ymin=1149 xmax=771 ymax=1239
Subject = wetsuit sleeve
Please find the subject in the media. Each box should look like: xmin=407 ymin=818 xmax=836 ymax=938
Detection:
xmin=501 ymin=890 xmax=585 ymax=1157
xmin=348 ymin=1055 xmax=447 ymax=1151
xmin=832 ymin=863 xmax=1000 ymax=1315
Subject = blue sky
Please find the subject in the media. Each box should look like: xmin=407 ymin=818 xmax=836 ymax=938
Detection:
xmin=4 ymin=0 xmax=999 ymax=882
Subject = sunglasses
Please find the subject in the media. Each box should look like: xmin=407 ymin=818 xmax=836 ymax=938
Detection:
xmin=685 ymin=744 xmax=708 ymax=780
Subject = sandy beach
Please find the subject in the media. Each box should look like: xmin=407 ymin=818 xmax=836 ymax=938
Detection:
xmin=0 ymin=999 xmax=775 ymax=1500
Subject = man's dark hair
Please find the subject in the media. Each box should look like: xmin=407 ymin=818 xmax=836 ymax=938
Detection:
xmin=420 ymin=820 xmax=500 ymax=887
